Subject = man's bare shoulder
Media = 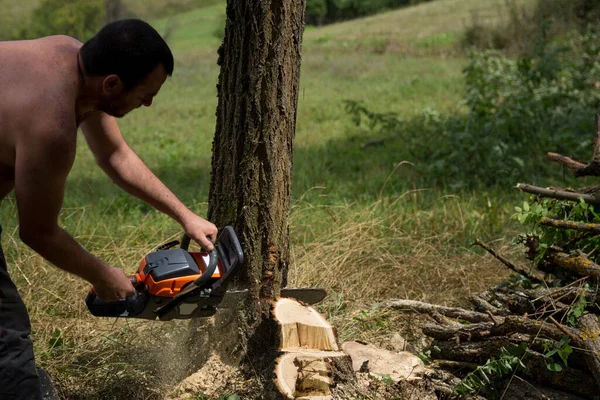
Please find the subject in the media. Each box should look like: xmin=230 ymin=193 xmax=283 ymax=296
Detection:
xmin=0 ymin=35 xmax=81 ymax=130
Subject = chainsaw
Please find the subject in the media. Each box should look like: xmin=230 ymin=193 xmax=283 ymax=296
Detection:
xmin=85 ymin=226 xmax=326 ymax=321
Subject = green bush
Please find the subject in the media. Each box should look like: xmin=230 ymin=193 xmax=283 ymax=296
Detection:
xmin=346 ymin=27 xmax=600 ymax=190
xmin=19 ymin=0 xmax=105 ymax=41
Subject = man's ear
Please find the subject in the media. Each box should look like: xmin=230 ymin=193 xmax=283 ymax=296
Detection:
xmin=102 ymin=75 xmax=124 ymax=95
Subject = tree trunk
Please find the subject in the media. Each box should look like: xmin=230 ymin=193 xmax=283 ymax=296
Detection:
xmin=209 ymin=0 xmax=305 ymax=301
xmin=203 ymin=0 xmax=306 ymax=396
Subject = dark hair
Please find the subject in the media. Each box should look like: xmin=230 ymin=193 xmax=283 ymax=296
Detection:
xmin=80 ymin=19 xmax=174 ymax=90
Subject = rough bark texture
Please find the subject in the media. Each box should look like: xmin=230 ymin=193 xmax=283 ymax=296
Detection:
xmin=189 ymin=1 xmax=306 ymax=397
xmin=578 ymin=313 xmax=600 ymax=390
xmin=208 ymin=0 xmax=305 ymax=304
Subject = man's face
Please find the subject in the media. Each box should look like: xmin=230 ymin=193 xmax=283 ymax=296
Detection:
xmin=101 ymin=64 xmax=168 ymax=118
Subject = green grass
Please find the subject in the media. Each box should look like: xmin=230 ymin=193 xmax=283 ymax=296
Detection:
xmin=0 ymin=0 xmax=540 ymax=398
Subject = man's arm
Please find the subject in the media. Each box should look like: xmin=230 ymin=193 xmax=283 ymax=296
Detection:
xmin=80 ymin=112 xmax=217 ymax=250
xmin=15 ymin=125 xmax=135 ymax=302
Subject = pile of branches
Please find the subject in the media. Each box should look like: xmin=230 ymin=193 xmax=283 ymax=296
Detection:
xmin=383 ymin=116 xmax=600 ymax=399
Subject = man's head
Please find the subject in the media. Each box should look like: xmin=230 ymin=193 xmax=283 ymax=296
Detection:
xmin=80 ymin=19 xmax=174 ymax=118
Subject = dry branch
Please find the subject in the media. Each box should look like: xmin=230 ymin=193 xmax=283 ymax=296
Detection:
xmin=519 ymin=350 xmax=598 ymax=398
xmin=470 ymin=295 xmax=505 ymax=315
xmin=516 ymin=183 xmax=600 ymax=204
xmin=423 ymin=315 xmax=570 ymax=342
xmin=546 ymin=152 xmax=587 ymax=170
xmin=473 ymin=239 xmax=544 ymax=283
xmin=540 ymin=217 xmax=600 ymax=234
xmin=502 ymin=377 xmax=589 ymax=400
xmin=546 ymin=250 xmax=600 ymax=282
xmin=578 ymin=313 xmax=600 ymax=391
xmin=547 ymin=152 xmax=588 ymax=170
xmin=380 ymin=299 xmax=491 ymax=323
xmin=593 ymin=114 xmax=600 ymax=162
xmin=547 ymin=116 xmax=600 ymax=178
xmin=433 ymin=340 xmax=597 ymax=397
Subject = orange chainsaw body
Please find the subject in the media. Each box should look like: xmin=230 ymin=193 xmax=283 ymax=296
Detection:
xmin=132 ymin=251 xmax=223 ymax=298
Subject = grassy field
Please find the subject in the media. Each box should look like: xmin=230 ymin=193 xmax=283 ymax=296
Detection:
xmin=0 ymin=0 xmax=538 ymax=398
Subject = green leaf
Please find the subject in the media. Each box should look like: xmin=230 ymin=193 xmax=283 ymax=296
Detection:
xmin=547 ymin=363 xmax=563 ymax=372
xmin=544 ymin=348 xmax=558 ymax=358
xmin=558 ymin=344 xmax=573 ymax=367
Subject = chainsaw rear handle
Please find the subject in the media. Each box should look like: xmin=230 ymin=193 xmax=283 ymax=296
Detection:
xmin=180 ymin=232 xmax=216 ymax=252
xmin=85 ymin=285 xmax=146 ymax=318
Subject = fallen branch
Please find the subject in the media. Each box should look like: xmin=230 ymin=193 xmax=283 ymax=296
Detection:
xmin=432 ymin=340 xmax=597 ymax=397
xmin=470 ymin=295 xmax=505 ymax=316
xmin=547 ymin=152 xmax=588 ymax=170
xmin=423 ymin=315 xmax=570 ymax=343
xmin=540 ymin=217 xmax=600 ymax=234
xmin=473 ymin=239 xmax=545 ymax=283
xmin=578 ymin=313 xmax=600 ymax=391
xmin=546 ymin=250 xmax=600 ymax=283
xmin=593 ymin=114 xmax=600 ymax=163
xmin=547 ymin=115 xmax=600 ymax=178
xmin=516 ymin=183 xmax=600 ymax=204
xmin=519 ymin=350 xmax=598 ymax=398
xmin=380 ymin=299 xmax=491 ymax=323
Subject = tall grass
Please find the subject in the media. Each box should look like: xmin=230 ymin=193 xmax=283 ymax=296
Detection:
xmin=4 ymin=187 xmax=518 ymax=398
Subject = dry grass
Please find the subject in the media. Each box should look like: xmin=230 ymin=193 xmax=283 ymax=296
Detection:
xmin=287 ymin=193 xmax=517 ymax=347
xmin=1 ymin=190 xmax=521 ymax=398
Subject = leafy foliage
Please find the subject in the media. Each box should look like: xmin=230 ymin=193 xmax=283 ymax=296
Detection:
xmin=513 ymin=197 xmax=600 ymax=265
xmin=454 ymin=343 xmax=527 ymax=398
xmin=14 ymin=0 xmax=105 ymax=41
xmin=542 ymin=336 xmax=573 ymax=372
xmin=345 ymin=26 xmax=600 ymax=190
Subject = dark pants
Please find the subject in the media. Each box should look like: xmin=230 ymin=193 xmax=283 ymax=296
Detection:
xmin=0 ymin=225 xmax=44 ymax=400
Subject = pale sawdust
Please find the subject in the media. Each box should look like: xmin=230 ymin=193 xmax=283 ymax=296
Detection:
xmin=165 ymin=352 xmax=246 ymax=400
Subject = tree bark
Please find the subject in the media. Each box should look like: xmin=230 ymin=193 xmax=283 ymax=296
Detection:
xmin=578 ymin=313 xmax=600 ymax=391
xmin=545 ymin=250 xmax=600 ymax=283
xmin=516 ymin=183 xmax=600 ymax=204
xmin=209 ymin=0 xmax=305 ymax=301
xmin=196 ymin=0 xmax=306 ymax=396
xmin=381 ymin=299 xmax=492 ymax=323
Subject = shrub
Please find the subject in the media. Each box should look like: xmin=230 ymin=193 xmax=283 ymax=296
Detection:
xmin=21 ymin=0 xmax=105 ymax=41
xmin=346 ymin=27 xmax=600 ymax=190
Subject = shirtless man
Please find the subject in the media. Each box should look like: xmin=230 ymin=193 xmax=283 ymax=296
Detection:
xmin=0 ymin=19 xmax=217 ymax=399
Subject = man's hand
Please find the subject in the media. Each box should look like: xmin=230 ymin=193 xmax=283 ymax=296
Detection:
xmin=183 ymin=214 xmax=218 ymax=251
xmin=91 ymin=266 xmax=136 ymax=302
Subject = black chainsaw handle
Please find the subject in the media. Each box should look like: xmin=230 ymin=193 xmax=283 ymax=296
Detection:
xmin=85 ymin=285 xmax=146 ymax=317
xmin=180 ymin=233 xmax=216 ymax=252
xmin=193 ymin=248 xmax=218 ymax=287
xmin=180 ymin=232 xmax=218 ymax=287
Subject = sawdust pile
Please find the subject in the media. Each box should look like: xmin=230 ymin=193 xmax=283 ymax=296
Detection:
xmin=165 ymin=352 xmax=246 ymax=399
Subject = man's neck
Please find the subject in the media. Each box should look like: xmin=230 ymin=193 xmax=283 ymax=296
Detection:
xmin=75 ymin=51 xmax=101 ymax=124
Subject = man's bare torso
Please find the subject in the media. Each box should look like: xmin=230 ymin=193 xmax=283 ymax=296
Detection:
xmin=0 ymin=36 xmax=82 ymax=199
